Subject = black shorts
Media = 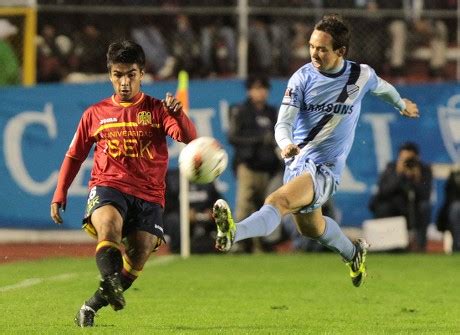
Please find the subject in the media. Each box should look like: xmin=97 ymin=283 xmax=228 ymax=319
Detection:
xmin=83 ymin=185 xmax=165 ymax=241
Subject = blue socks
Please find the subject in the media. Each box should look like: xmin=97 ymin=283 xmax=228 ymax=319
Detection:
xmin=233 ymin=207 xmax=355 ymax=262
xmin=234 ymin=204 xmax=281 ymax=242
xmin=316 ymin=216 xmax=355 ymax=261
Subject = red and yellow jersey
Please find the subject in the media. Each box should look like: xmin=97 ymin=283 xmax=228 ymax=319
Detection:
xmin=66 ymin=92 xmax=196 ymax=206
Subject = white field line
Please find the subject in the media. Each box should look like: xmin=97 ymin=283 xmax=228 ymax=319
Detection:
xmin=0 ymin=273 xmax=79 ymax=292
xmin=144 ymin=254 xmax=178 ymax=268
xmin=0 ymin=255 xmax=178 ymax=293
xmin=0 ymin=229 xmax=91 ymax=243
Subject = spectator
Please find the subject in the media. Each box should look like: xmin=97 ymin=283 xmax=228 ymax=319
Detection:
xmin=248 ymin=16 xmax=272 ymax=75
xmin=131 ymin=23 xmax=175 ymax=80
xmin=171 ymin=14 xmax=200 ymax=77
xmin=289 ymin=21 xmax=312 ymax=74
xmin=268 ymin=18 xmax=292 ymax=76
xmin=436 ymin=166 xmax=460 ymax=252
xmin=228 ymin=75 xmax=282 ymax=253
xmin=164 ymin=169 xmax=223 ymax=254
xmin=72 ymin=22 xmax=107 ymax=74
xmin=369 ymin=142 xmax=432 ymax=252
xmin=347 ymin=0 xmax=387 ymax=73
xmin=385 ymin=0 xmax=448 ymax=78
xmin=36 ymin=24 xmax=74 ymax=82
xmin=0 ymin=19 xmax=20 ymax=86
xmin=199 ymin=17 xmax=236 ymax=76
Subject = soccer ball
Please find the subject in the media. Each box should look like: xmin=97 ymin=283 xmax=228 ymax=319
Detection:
xmin=178 ymin=136 xmax=228 ymax=184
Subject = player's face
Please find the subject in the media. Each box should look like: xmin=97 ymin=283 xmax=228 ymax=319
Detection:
xmin=309 ymin=30 xmax=345 ymax=72
xmin=109 ymin=63 xmax=144 ymax=101
xmin=248 ymin=83 xmax=269 ymax=105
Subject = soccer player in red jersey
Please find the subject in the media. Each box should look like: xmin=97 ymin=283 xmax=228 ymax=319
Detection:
xmin=50 ymin=40 xmax=197 ymax=327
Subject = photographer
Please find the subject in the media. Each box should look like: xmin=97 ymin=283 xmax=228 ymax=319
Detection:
xmin=436 ymin=166 xmax=460 ymax=252
xmin=369 ymin=142 xmax=433 ymax=251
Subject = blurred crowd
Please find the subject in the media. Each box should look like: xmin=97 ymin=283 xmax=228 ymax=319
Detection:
xmin=0 ymin=1 xmax=444 ymax=84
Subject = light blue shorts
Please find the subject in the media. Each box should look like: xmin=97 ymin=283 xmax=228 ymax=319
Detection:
xmin=283 ymin=155 xmax=338 ymax=214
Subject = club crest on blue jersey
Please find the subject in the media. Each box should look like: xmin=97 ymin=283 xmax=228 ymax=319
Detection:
xmin=282 ymin=87 xmax=300 ymax=106
xmin=282 ymin=88 xmax=292 ymax=104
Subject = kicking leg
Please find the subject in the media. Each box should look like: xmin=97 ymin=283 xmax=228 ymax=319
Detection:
xmin=213 ymin=172 xmax=315 ymax=251
xmin=122 ymin=230 xmax=160 ymax=287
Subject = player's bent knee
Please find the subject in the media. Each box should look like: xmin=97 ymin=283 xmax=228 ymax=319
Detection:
xmin=265 ymin=192 xmax=291 ymax=215
xmin=127 ymin=246 xmax=152 ymax=264
xmin=293 ymin=212 xmax=325 ymax=238
xmin=96 ymin=229 xmax=122 ymax=244
xmin=297 ymin=224 xmax=322 ymax=238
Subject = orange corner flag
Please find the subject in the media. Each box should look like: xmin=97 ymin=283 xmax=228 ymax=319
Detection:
xmin=176 ymin=70 xmax=189 ymax=115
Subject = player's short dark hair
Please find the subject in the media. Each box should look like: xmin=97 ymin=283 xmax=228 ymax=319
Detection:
xmin=399 ymin=142 xmax=420 ymax=155
xmin=314 ymin=14 xmax=350 ymax=55
xmin=106 ymin=40 xmax=146 ymax=71
xmin=245 ymin=75 xmax=270 ymax=90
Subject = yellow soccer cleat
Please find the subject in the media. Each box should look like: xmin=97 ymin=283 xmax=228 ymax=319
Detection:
xmin=212 ymin=199 xmax=236 ymax=252
xmin=346 ymin=238 xmax=369 ymax=287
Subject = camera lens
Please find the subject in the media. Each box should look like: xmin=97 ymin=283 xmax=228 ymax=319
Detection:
xmin=404 ymin=158 xmax=418 ymax=168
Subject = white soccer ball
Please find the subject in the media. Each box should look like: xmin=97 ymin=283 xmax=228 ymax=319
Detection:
xmin=178 ymin=136 xmax=228 ymax=184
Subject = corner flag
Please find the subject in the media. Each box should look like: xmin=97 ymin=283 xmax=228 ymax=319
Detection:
xmin=176 ymin=70 xmax=189 ymax=114
xmin=176 ymin=70 xmax=191 ymax=259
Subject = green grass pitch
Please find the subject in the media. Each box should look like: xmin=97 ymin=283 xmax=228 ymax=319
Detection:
xmin=1 ymin=253 xmax=459 ymax=334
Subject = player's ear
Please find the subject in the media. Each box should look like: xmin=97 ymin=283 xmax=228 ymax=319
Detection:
xmin=108 ymin=69 xmax=114 ymax=83
xmin=336 ymin=46 xmax=346 ymax=57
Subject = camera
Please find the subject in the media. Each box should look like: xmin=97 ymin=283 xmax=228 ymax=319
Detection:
xmin=404 ymin=157 xmax=419 ymax=169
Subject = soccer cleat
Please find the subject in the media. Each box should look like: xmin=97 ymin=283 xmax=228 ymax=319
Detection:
xmin=99 ymin=273 xmax=125 ymax=311
xmin=212 ymin=199 xmax=236 ymax=252
xmin=346 ymin=238 xmax=369 ymax=287
xmin=74 ymin=304 xmax=96 ymax=327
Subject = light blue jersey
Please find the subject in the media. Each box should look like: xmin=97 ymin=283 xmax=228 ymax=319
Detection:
xmin=276 ymin=60 xmax=403 ymax=183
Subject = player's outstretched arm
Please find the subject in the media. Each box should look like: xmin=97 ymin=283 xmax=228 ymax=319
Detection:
xmin=399 ymin=98 xmax=419 ymax=118
xmin=371 ymin=78 xmax=419 ymax=119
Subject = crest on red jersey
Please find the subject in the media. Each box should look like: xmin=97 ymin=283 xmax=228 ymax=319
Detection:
xmin=137 ymin=111 xmax=152 ymax=125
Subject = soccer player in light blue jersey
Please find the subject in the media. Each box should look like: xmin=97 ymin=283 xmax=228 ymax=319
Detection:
xmin=213 ymin=14 xmax=419 ymax=287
